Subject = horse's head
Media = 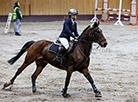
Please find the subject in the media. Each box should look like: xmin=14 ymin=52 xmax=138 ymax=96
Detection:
xmin=90 ymin=22 xmax=107 ymax=47
xmin=81 ymin=21 xmax=107 ymax=47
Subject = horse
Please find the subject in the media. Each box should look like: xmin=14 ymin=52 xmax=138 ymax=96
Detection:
xmin=3 ymin=22 xmax=107 ymax=98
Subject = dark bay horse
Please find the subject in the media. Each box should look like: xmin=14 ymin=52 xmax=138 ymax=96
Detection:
xmin=3 ymin=22 xmax=107 ymax=98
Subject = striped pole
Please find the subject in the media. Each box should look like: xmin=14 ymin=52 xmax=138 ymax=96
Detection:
xmin=96 ymin=8 xmax=130 ymax=12
xmin=109 ymin=17 xmax=130 ymax=21
xmin=109 ymin=13 xmax=130 ymax=21
xmin=109 ymin=13 xmax=130 ymax=16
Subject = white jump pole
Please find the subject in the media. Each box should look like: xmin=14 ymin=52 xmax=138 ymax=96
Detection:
xmin=90 ymin=0 xmax=99 ymax=23
xmin=114 ymin=0 xmax=124 ymax=26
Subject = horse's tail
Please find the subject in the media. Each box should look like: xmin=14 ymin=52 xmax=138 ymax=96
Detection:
xmin=8 ymin=41 xmax=35 ymax=65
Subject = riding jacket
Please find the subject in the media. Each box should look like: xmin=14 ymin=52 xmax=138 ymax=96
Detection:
xmin=59 ymin=17 xmax=79 ymax=41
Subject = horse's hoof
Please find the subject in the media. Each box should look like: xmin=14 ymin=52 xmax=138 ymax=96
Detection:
xmin=3 ymin=82 xmax=12 ymax=89
xmin=32 ymin=87 xmax=36 ymax=93
xmin=95 ymin=90 xmax=102 ymax=97
xmin=62 ymin=93 xmax=71 ymax=98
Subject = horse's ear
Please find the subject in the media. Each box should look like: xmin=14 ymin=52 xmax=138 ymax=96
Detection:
xmin=93 ymin=21 xmax=99 ymax=28
xmin=90 ymin=21 xmax=100 ymax=28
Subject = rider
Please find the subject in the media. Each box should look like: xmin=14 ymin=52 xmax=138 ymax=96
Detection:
xmin=53 ymin=9 xmax=79 ymax=62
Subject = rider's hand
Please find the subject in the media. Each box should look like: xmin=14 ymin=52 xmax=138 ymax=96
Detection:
xmin=75 ymin=37 xmax=78 ymax=40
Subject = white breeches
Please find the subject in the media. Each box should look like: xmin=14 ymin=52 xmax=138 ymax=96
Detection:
xmin=59 ymin=38 xmax=69 ymax=50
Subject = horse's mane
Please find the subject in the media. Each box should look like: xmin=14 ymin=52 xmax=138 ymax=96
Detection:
xmin=79 ymin=25 xmax=90 ymax=39
xmin=81 ymin=25 xmax=90 ymax=34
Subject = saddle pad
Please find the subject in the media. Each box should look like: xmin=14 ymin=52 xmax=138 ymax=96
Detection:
xmin=48 ymin=43 xmax=59 ymax=54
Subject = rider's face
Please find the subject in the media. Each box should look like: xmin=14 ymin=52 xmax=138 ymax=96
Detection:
xmin=18 ymin=2 xmax=20 ymax=6
xmin=71 ymin=15 xmax=77 ymax=21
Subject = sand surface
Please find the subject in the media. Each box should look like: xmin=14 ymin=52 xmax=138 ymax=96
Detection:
xmin=0 ymin=21 xmax=138 ymax=102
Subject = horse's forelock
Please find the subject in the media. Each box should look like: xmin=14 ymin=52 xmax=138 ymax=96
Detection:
xmin=90 ymin=23 xmax=94 ymax=28
xmin=90 ymin=21 xmax=99 ymax=28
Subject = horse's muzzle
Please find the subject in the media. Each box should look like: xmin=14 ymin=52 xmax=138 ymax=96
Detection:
xmin=103 ymin=42 xmax=107 ymax=47
xmin=100 ymin=42 xmax=107 ymax=47
xmin=99 ymin=39 xmax=107 ymax=48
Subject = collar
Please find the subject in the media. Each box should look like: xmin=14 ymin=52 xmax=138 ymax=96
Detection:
xmin=71 ymin=18 xmax=75 ymax=24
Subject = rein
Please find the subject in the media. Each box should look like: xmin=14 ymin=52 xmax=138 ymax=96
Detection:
xmin=76 ymin=27 xmax=106 ymax=60
xmin=77 ymin=43 xmax=89 ymax=61
xmin=77 ymin=39 xmax=92 ymax=61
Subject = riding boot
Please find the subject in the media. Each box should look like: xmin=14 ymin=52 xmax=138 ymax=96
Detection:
xmin=53 ymin=46 xmax=67 ymax=62
xmin=15 ymin=32 xmax=21 ymax=36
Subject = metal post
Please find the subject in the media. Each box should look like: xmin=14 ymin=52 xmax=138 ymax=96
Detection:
xmin=103 ymin=0 xmax=108 ymax=14
xmin=114 ymin=0 xmax=124 ymax=26
xmin=90 ymin=0 xmax=99 ymax=23
xmin=130 ymin=0 xmax=137 ymax=24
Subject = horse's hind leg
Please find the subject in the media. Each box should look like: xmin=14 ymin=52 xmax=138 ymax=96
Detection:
xmin=32 ymin=59 xmax=47 ymax=93
xmin=3 ymin=61 xmax=31 ymax=89
xmin=3 ymin=55 xmax=36 ymax=89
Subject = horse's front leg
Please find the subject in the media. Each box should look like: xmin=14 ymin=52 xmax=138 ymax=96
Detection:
xmin=82 ymin=68 xmax=102 ymax=97
xmin=62 ymin=69 xmax=73 ymax=98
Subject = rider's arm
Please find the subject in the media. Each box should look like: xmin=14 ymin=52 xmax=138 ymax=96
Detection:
xmin=64 ymin=20 xmax=76 ymax=38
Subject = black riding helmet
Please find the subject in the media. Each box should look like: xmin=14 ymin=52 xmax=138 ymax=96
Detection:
xmin=68 ymin=9 xmax=78 ymax=15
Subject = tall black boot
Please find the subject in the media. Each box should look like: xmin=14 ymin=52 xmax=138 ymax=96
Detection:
xmin=53 ymin=46 xmax=67 ymax=62
xmin=15 ymin=32 xmax=21 ymax=36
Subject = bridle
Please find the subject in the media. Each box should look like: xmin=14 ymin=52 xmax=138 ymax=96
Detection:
xmin=78 ymin=27 xmax=106 ymax=45
xmin=77 ymin=27 xmax=106 ymax=60
xmin=91 ymin=27 xmax=106 ymax=44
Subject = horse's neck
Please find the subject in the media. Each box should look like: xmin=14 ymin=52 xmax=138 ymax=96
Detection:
xmin=77 ymin=27 xmax=93 ymax=57
xmin=78 ymin=38 xmax=92 ymax=57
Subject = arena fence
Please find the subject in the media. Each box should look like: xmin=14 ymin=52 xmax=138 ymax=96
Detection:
xmin=90 ymin=0 xmax=138 ymax=26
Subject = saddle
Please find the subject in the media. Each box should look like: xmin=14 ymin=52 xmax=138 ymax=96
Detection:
xmin=48 ymin=39 xmax=77 ymax=56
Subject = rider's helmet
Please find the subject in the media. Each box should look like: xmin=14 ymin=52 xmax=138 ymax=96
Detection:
xmin=68 ymin=9 xmax=78 ymax=15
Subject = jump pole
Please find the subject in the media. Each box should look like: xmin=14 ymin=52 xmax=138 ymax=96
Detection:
xmin=4 ymin=13 xmax=13 ymax=33
xmin=90 ymin=0 xmax=99 ymax=23
xmin=114 ymin=0 xmax=124 ymax=26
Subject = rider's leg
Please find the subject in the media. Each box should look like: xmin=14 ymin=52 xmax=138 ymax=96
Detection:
xmin=53 ymin=38 xmax=69 ymax=62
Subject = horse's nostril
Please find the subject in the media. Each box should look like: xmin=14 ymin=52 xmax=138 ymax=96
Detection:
xmin=104 ymin=43 xmax=107 ymax=47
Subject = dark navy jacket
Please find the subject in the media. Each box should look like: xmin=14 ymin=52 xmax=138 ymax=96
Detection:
xmin=59 ymin=18 xmax=79 ymax=41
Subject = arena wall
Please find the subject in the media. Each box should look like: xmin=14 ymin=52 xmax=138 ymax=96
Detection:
xmin=0 ymin=0 xmax=130 ymax=16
